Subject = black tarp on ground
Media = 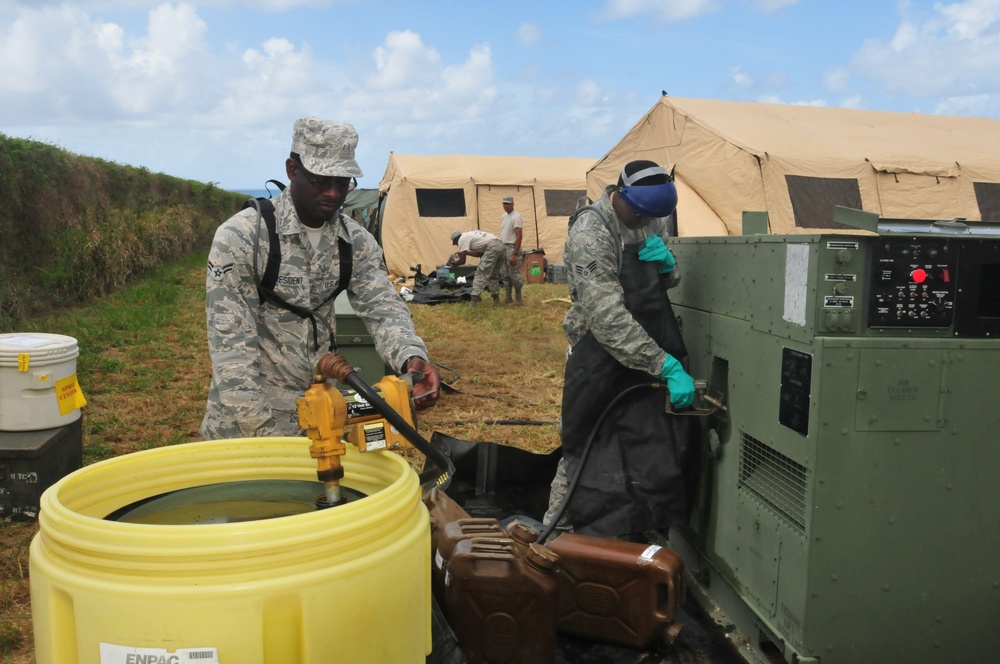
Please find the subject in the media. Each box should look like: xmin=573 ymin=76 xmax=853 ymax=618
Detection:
xmin=408 ymin=281 xmax=472 ymax=304
xmin=404 ymin=266 xmax=473 ymax=304
xmin=425 ymin=433 xmax=748 ymax=664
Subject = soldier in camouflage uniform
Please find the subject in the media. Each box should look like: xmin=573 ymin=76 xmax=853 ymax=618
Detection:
xmin=543 ymin=160 xmax=700 ymax=539
xmin=201 ymin=117 xmax=441 ymax=439
xmin=447 ymin=230 xmax=506 ymax=307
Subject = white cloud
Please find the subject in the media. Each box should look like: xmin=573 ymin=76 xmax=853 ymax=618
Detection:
xmin=370 ymin=31 xmax=443 ymax=91
xmin=106 ymin=3 xmax=212 ymax=114
xmin=889 ymin=20 xmax=920 ymax=51
xmin=935 ymin=94 xmax=1000 ymax=117
xmin=755 ymin=94 xmax=828 ymax=107
xmin=597 ymin=0 xmax=720 ymax=22
xmin=823 ymin=66 xmax=851 ymax=94
xmin=0 ymin=3 xmax=224 ymax=123
xmin=6 ymin=0 xmax=335 ymax=9
xmin=0 ymin=2 xmax=669 ymax=186
xmin=517 ymin=22 xmax=542 ymax=46
xmin=0 ymin=5 xmax=117 ymax=115
xmin=839 ymin=95 xmax=864 ymax=110
xmin=576 ymin=79 xmax=604 ymax=105
xmin=851 ymin=0 xmax=1000 ymax=99
xmin=728 ymin=65 xmax=753 ymax=89
xmin=341 ymin=31 xmax=497 ymax=133
xmin=937 ymin=0 xmax=1000 ymax=39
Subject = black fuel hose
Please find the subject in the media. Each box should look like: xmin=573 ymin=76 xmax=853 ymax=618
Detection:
xmin=537 ymin=382 xmax=666 ymax=544
xmin=340 ymin=371 xmax=456 ymax=491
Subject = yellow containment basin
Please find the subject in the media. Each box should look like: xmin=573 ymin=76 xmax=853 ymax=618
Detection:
xmin=29 ymin=437 xmax=431 ymax=664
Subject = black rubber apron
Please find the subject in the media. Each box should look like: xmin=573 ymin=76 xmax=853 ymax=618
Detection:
xmin=560 ymin=242 xmax=700 ymax=537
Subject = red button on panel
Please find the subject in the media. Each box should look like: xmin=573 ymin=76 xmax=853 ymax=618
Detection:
xmin=911 ymin=268 xmax=927 ymax=283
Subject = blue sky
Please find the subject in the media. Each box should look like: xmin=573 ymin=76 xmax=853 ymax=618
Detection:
xmin=2 ymin=0 xmax=999 ymax=190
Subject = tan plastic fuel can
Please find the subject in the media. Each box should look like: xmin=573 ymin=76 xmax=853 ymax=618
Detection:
xmin=547 ymin=531 xmax=687 ymax=650
xmin=444 ymin=539 xmax=560 ymax=664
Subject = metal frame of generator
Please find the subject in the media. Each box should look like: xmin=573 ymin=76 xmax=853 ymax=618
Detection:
xmin=667 ymin=207 xmax=1000 ymax=664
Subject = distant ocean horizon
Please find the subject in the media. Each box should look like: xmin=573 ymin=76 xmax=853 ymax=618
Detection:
xmin=230 ymin=187 xmax=279 ymax=199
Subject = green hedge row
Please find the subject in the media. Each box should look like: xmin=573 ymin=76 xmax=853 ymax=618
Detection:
xmin=0 ymin=133 xmax=246 ymax=331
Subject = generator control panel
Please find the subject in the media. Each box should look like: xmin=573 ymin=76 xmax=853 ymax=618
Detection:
xmin=865 ymin=236 xmax=1000 ymax=337
xmin=868 ymin=237 xmax=957 ymax=328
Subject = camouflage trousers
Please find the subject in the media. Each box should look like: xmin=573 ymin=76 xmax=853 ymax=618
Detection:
xmin=471 ymin=241 xmax=505 ymax=298
xmin=200 ymin=404 xmax=302 ymax=440
xmin=503 ymin=243 xmax=524 ymax=288
xmin=543 ymin=457 xmax=574 ymax=534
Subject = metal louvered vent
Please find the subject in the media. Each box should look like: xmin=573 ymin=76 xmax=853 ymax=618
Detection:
xmin=738 ymin=432 xmax=809 ymax=534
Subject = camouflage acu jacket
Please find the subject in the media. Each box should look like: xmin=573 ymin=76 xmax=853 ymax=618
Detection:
xmin=201 ymin=189 xmax=428 ymax=439
xmin=562 ymin=186 xmax=679 ymax=378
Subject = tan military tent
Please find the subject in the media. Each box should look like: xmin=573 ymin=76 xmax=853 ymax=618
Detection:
xmin=378 ymin=154 xmax=593 ymax=276
xmin=589 ymin=96 xmax=1000 ymax=236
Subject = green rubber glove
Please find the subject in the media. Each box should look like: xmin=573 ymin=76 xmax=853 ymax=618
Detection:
xmin=638 ymin=236 xmax=676 ymax=274
xmin=660 ymin=354 xmax=695 ymax=408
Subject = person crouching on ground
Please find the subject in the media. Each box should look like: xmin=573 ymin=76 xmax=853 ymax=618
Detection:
xmin=447 ymin=230 xmax=506 ymax=307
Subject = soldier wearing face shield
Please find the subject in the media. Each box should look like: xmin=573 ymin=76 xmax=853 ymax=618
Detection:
xmin=543 ymin=160 xmax=700 ymax=539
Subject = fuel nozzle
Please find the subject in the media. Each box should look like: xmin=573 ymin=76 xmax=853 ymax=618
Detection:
xmin=665 ymin=379 xmax=727 ymax=416
xmin=297 ymin=369 xmax=349 ymax=507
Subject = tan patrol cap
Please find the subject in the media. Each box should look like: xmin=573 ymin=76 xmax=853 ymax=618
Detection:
xmin=291 ymin=117 xmax=364 ymax=178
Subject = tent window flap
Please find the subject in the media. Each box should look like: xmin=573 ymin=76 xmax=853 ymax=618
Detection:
xmin=974 ymin=182 xmax=1000 ymax=222
xmin=786 ymin=175 xmax=862 ymax=229
xmin=544 ymin=189 xmax=588 ymax=216
xmin=415 ymin=189 xmax=467 ymax=217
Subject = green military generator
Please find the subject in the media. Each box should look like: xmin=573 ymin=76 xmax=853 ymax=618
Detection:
xmin=668 ymin=208 xmax=1000 ymax=663
xmin=333 ymin=293 xmax=394 ymax=387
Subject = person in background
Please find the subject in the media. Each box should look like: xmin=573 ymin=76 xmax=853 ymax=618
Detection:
xmin=499 ymin=195 xmax=524 ymax=304
xmin=201 ymin=116 xmax=440 ymax=439
xmin=543 ymin=159 xmax=700 ymax=540
xmin=447 ymin=229 xmax=506 ymax=307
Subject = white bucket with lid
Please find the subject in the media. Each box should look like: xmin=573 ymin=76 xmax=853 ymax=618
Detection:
xmin=0 ymin=333 xmax=82 ymax=431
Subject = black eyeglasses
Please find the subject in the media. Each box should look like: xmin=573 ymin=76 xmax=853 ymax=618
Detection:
xmin=294 ymin=158 xmax=349 ymax=192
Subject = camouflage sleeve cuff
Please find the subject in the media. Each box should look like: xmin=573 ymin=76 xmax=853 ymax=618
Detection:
xmin=398 ymin=353 xmax=428 ymax=374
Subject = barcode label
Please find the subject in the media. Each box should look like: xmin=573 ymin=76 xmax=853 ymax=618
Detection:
xmin=99 ymin=642 xmax=220 ymax=663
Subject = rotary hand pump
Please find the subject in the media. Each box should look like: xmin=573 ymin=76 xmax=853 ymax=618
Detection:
xmin=296 ymin=352 xmax=452 ymax=507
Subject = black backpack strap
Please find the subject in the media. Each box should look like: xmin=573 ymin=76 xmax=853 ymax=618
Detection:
xmin=243 ymin=180 xmax=286 ymax=301
xmin=258 ymin=199 xmax=282 ymax=302
xmin=248 ymin=206 xmax=355 ymax=352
